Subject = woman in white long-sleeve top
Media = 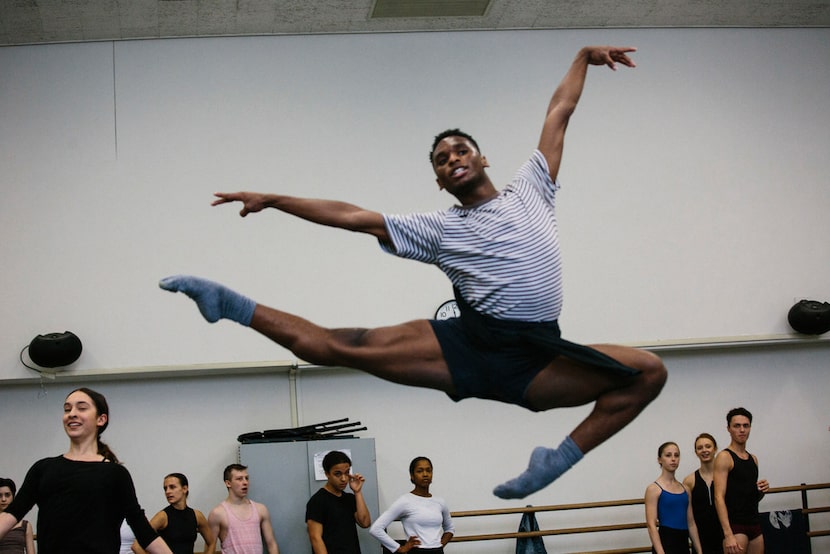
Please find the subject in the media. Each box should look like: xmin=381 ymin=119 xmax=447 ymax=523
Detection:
xmin=370 ymin=457 xmax=454 ymax=553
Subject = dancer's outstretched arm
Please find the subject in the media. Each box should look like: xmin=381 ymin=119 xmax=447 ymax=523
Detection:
xmin=538 ymin=45 xmax=636 ymax=182
xmin=212 ymin=191 xmax=389 ymax=241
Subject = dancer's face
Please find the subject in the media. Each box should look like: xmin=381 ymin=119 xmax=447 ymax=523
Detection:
xmin=432 ymin=136 xmax=489 ymax=195
xmin=164 ymin=476 xmax=188 ymax=506
xmin=410 ymin=460 xmax=433 ymax=489
xmin=325 ymin=462 xmax=352 ymax=493
xmin=225 ymin=469 xmax=249 ymax=499
xmin=727 ymin=415 xmax=751 ymax=445
xmin=658 ymin=444 xmax=680 ymax=471
xmin=63 ymin=390 xmax=106 ymax=440
xmin=0 ymin=487 xmax=12 ymax=512
xmin=694 ymin=438 xmax=716 ymax=463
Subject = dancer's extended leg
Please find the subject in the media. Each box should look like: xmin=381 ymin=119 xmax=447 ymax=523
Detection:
xmin=493 ymin=345 xmax=666 ymax=499
xmin=160 ymin=274 xmax=455 ymax=392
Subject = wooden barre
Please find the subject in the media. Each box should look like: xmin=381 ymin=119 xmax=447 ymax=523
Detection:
xmin=452 ymin=522 xmax=646 ymax=542
xmin=456 ymin=545 xmax=654 ymax=554
xmin=767 ymin=482 xmax=830 ymax=493
xmin=451 ymin=497 xmax=644 ymax=518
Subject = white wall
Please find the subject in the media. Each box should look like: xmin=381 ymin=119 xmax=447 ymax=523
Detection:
xmin=2 ymin=28 xmax=829 ymax=378
xmin=1 ymin=27 xmax=829 ymax=552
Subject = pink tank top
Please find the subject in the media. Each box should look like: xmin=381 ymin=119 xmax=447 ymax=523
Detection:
xmin=220 ymin=500 xmax=263 ymax=554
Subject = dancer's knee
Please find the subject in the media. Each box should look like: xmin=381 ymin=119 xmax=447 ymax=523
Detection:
xmin=633 ymin=350 xmax=667 ymax=401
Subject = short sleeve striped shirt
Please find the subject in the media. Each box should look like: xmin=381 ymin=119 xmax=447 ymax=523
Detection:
xmin=381 ymin=150 xmax=563 ymax=322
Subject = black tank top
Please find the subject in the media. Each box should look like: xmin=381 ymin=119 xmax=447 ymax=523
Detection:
xmin=724 ymin=449 xmax=760 ymax=525
xmin=159 ymin=505 xmax=198 ymax=554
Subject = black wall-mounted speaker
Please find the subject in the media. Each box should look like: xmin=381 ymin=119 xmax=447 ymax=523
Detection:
xmin=787 ymin=300 xmax=830 ymax=335
xmin=28 ymin=331 xmax=83 ymax=368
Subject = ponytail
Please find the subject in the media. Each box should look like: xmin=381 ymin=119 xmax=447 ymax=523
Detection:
xmin=98 ymin=440 xmax=120 ymax=464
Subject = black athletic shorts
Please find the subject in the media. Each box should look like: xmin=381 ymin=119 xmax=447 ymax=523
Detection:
xmin=429 ymin=291 xmax=640 ymax=410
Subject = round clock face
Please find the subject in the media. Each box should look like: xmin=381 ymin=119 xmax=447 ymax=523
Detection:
xmin=434 ymin=299 xmax=461 ymax=320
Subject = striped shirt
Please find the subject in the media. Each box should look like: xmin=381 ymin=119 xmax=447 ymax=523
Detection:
xmin=381 ymin=150 xmax=563 ymax=322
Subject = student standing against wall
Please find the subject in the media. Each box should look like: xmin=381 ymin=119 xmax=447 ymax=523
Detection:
xmin=683 ymin=433 xmax=722 ymax=554
xmin=0 ymin=478 xmax=35 ymax=553
xmin=208 ymin=464 xmax=279 ymax=554
xmin=0 ymin=388 xmax=173 ymax=554
xmin=136 ymin=473 xmax=216 ymax=554
xmin=644 ymin=442 xmax=701 ymax=554
xmin=370 ymin=456 xmax=454 ymax=553
xmin=714 ymin=408 xmax=769 ymax=554
xmin=306 ymin=451 xmax=371 ymax=554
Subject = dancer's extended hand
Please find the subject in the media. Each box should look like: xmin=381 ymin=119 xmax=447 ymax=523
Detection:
xmin=586 ymin=46 xmax=637 ymax=70
xmin=212 ymin=191 xmax=270 ymax=217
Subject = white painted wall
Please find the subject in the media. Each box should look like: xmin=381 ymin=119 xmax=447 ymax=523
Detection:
xmin=1 ymin=27 xmax=829 ymax=552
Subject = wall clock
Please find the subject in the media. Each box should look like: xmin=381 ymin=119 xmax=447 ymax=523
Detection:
xmin=434 ymin=299 xmax=460 ymax=320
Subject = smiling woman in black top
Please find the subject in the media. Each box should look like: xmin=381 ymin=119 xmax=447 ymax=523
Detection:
xmin=0 ymin=387 xmax=174 ymax=554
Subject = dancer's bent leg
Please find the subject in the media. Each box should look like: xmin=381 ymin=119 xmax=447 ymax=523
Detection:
xmin=494 ymin=345 xmax=666 ymax=499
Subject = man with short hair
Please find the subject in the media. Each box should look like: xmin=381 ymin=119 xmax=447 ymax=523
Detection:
xmin=208 ymin=464 xmax=279 ymax=554
xmin=161 ymin=45 xmax=667 ymax=499
xmin=305 ymin=450 xmax=370 ymax=554
xmin=714 ymin=407 xmax=769 ymax=554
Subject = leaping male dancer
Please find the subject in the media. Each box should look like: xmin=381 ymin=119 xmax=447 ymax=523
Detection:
xmin=161 ymin=46 xmax=667 ymax=499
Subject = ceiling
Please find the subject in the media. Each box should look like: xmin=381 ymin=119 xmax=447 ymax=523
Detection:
xmin=1 ymin=0 xmax=829 ymax=47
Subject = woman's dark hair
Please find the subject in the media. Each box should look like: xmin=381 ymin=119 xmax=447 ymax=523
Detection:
xmin=409 ymin=456 xmax=432 ymax=475
xmin=0 ymin=477 xmax=16 ymax=496
xmin=68 ymin=387 xmax=119 ymax=464
xmin=166 ymin=472 xmax=190 ymax=497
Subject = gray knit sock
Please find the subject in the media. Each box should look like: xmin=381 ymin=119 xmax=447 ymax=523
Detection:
xmin=159 ymin=275 xmax=255 ymax=326
xmin=493 ymin=436 xmax=584 ymax=499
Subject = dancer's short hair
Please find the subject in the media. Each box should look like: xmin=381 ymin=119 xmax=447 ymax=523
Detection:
xmin=322 ymin=451 xmax=351 ymax=473
xmin=223 ymin=464 xmax=247 ymax=482
xmin=726 ymin=407 xmax=753 ymax=424
xmin=429 ymin=129 xmax=480 ymax=163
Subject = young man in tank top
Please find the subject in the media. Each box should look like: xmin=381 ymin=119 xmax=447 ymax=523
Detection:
xmin=208 ymin=464 xmax=279 ymax=554
xmin=713 ymin=407 xmax=769 ymax=554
